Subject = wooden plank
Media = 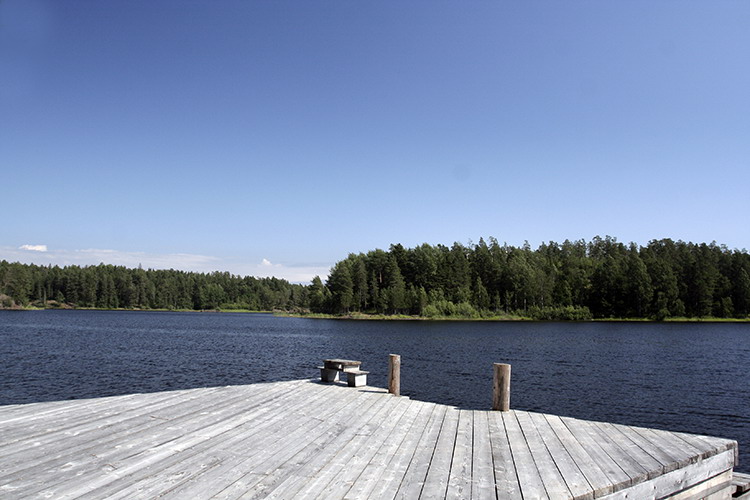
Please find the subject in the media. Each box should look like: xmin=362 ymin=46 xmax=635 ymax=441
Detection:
xmin=677 ymin=430 xmax=738 ymax=466
xmin=615 ymin=424 xmax=691 ymax=472
xmin=0 ymin=382 xmax=291 ymax=488
xmin=307 ymin=398 xmax=415 ymax=500
xmin=324 ymin=359 xmax=361 ymax=371
xmin=0 ymin=380 xmax=742 ymax=500
xmin=544 ymin=414 xmax=616 ymax=498
xmin=340 ymin=400 xmax=429 ymax=499
xmin=88 ymin=383 xmax=340 ymax=498
xmin=588 ymin=420 xmax=661 ymax=482
xmin=287 ymin=396 xmax=413 ymax=500
xmin=366 ymin=402 xmax=439 ymax=500
xmin=0 ymin=389 xmax=188 ymax=442
xmin=502 ymin=410 xmax=549 ymax=500
xmin=597 ymin=450 xmax=735 ymax=500
xmin=391 ymin=403 xmax=449 ymax=500
xmin=515 ymin=410 xmax=571 ymax=499
xmin=487 ymin=410 xmax=523 ymax=500
xmin=0 ymin=386 xmax=227 ymax=459
xmin=16 ymin=384 xmax=292 ymax=497
xmin=98 ymin=382 xmax=352 ymax=499
xmin=102 ymin=383 xmax=366 ymax=499
xmin=208 ymin=387 xmax=381 ymax=499
xmin=671 ymin=431 xmax=726 ymax=460
xmin=528 ymin=411 xmax=593 ymax=500
xmin=257 ymin=392 xmax=402 ymax=500
xmin=471 ymin=410 xmax=497 ymax=500
xmin=0 ymin=385 xmax=247 ymax=480
xmin=99 ymin=384 xmax=332 ymax=499
xmin=255 ymin=394 xmax=405 ymax=499
xmin=666 ymin=469 xmax=733 ymax=500
xmin=419 ymin=405 xmax=460 ymax=499
xmin=12 ymin=382 xmax=307 ymax=498
xmin=0 ymin=391 xmax=148 ymax=426
xmin=630 ymin=426 xmax=703 ymax=468
xmin=446 ymin=409 xmax=473 ymax=499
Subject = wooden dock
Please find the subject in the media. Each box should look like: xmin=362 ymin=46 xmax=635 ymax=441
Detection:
xmin=0 ymin=379 xmax=740 ymax=499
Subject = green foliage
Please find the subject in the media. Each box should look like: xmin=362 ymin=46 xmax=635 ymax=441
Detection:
xmin=327 ymin=261 xmax=354 ymax=313
xmin=315 ymin=237 xmax=750 ymax=320
xmin=4 ymin=236 xmax=749 ymax=321
xmin=527 ymin=306 xmax=593 ymax=321
xmin=0 ymin=260 xmax=306 ymax=312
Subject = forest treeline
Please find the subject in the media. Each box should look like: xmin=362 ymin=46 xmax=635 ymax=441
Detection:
xmin=0 ymin=262 xmax=308 ymax=311
xmin=311 ymin=237 xmax=750 ymax=320
xmin=2 ymin=236 xmax=750 ymax=320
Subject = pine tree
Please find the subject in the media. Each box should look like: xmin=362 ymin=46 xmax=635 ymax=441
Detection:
xmin=327 ymin=262 xmax=353 ymax=313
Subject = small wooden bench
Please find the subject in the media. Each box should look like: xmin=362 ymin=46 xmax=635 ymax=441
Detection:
xmin=319 ymin=359 xmax=369 ymax=387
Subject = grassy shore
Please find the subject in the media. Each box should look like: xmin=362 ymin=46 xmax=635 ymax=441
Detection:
xmin=1 ymin=305 xmax=272 ymax=314
xmin=3 ymin=305 xmax=748 ymax=322
xmin=276 ymin=311 xmax=750 ymax=322
xmin=275 ymin=311 xmax=527 ymax=321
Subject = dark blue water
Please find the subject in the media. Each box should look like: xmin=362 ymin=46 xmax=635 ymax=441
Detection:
xmin=1 ymin=310 xmax=748 ymax=472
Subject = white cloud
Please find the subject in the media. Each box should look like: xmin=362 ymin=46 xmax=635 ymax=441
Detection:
xmin=0 ymin=246 xmax=331 ymax=284
xmin=1 ymin=246 xmax=219 ymax=272
xmin=19 ymin=244 xmax=47 ymax=252
xmin=72 ymin=248 xmax=221 ymax=271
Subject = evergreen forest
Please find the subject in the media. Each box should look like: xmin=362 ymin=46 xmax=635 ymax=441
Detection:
xmin=0 ymin=263 xmax=308 ymax=312
xmin=2 ymin=236 xmax=750 ymax=320
xmin=311 ymin=237 xmax=750 ymax=320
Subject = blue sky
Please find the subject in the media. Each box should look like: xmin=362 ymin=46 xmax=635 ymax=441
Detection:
xmin=2 ymin=1 xmax=749 ymax=282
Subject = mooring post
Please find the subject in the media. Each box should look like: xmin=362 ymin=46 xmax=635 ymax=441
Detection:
xmin=493 ymin=363 xmax=511 ymax=411
xmin=388 ymin=354 xmax=401 ymax=396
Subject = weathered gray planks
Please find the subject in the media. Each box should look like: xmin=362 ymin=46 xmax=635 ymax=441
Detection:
xmin=502 ymin=409 xmax=549 ymax=499
xmin=487 ymin=410 xmax=523 ymax=500
xmin=392 ymin=403 xmax=448 ymax=500
xmin=470 ymin=410 xmax=496 ymax=500
xmin=0 ymin=380 xmax=739 ymax=499
xmin=418 ymin=401 xmax=460 ymax=499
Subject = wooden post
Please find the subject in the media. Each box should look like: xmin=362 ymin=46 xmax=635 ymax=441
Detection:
xmin=388 ymin=354 xmax=401 ymax=396
xmin=493 ymin=363 xmax=511 ymax=411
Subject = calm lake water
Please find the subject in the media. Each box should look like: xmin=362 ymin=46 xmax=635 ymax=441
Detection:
xmin=1 ymin=310 xmax=748 ymax=472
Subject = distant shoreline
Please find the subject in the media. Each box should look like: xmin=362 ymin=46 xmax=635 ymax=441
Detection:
xmin=276 ymin=312 xmax=750 ymax=323
xmin=2 ymin=306 xmax=748 ymax=322
xmin=0 ymin=305 xmax=273 ymax=314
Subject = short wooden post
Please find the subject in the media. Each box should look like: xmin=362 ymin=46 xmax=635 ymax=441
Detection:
xmin=493 ymin=363 xmax=511 ymax=411
xmin=388 ymin=354 xmax=401 ymax=396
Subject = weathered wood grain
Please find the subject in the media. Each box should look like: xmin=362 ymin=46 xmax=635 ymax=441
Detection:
xmin=515 ymin=410 xmax=572 ymax=499
xmin=418 ymin=402 xmax=460 ymax=499
xmin=391 ymin=403 xmax=448 ymax=500
xmin=258 ymin=391 xmax=398 ymax=500
xmin=528 ymin=411 xmax=592 ymax=500
xmin=544 ymin=414 xmax=615 ymax=497
xmin=471 ymin=410 xmax=497 ymax=500
xmin=342 ymin=400 xmax=428 ymax=499
xmin=487 ymin=410 xmax=523 ymax=500
xmin=364 ymin=402 xmax=437 ymax=500
xmin=588 ymin=420 xmax=660 ymax=482
xmin=0 ymin=379 xmax=738 ymax=500
xmin=503 ymin=410 xmax=549 ymax=499
xmin=1 ymin=383 xmax=290 ymax=493
xmin=97 ymin=381 xmax=349 ymax=499
xmin=597 ymin=450 xmax=735 ymax=500
xmin=445 ymin=409 xmax=473 ymax=499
